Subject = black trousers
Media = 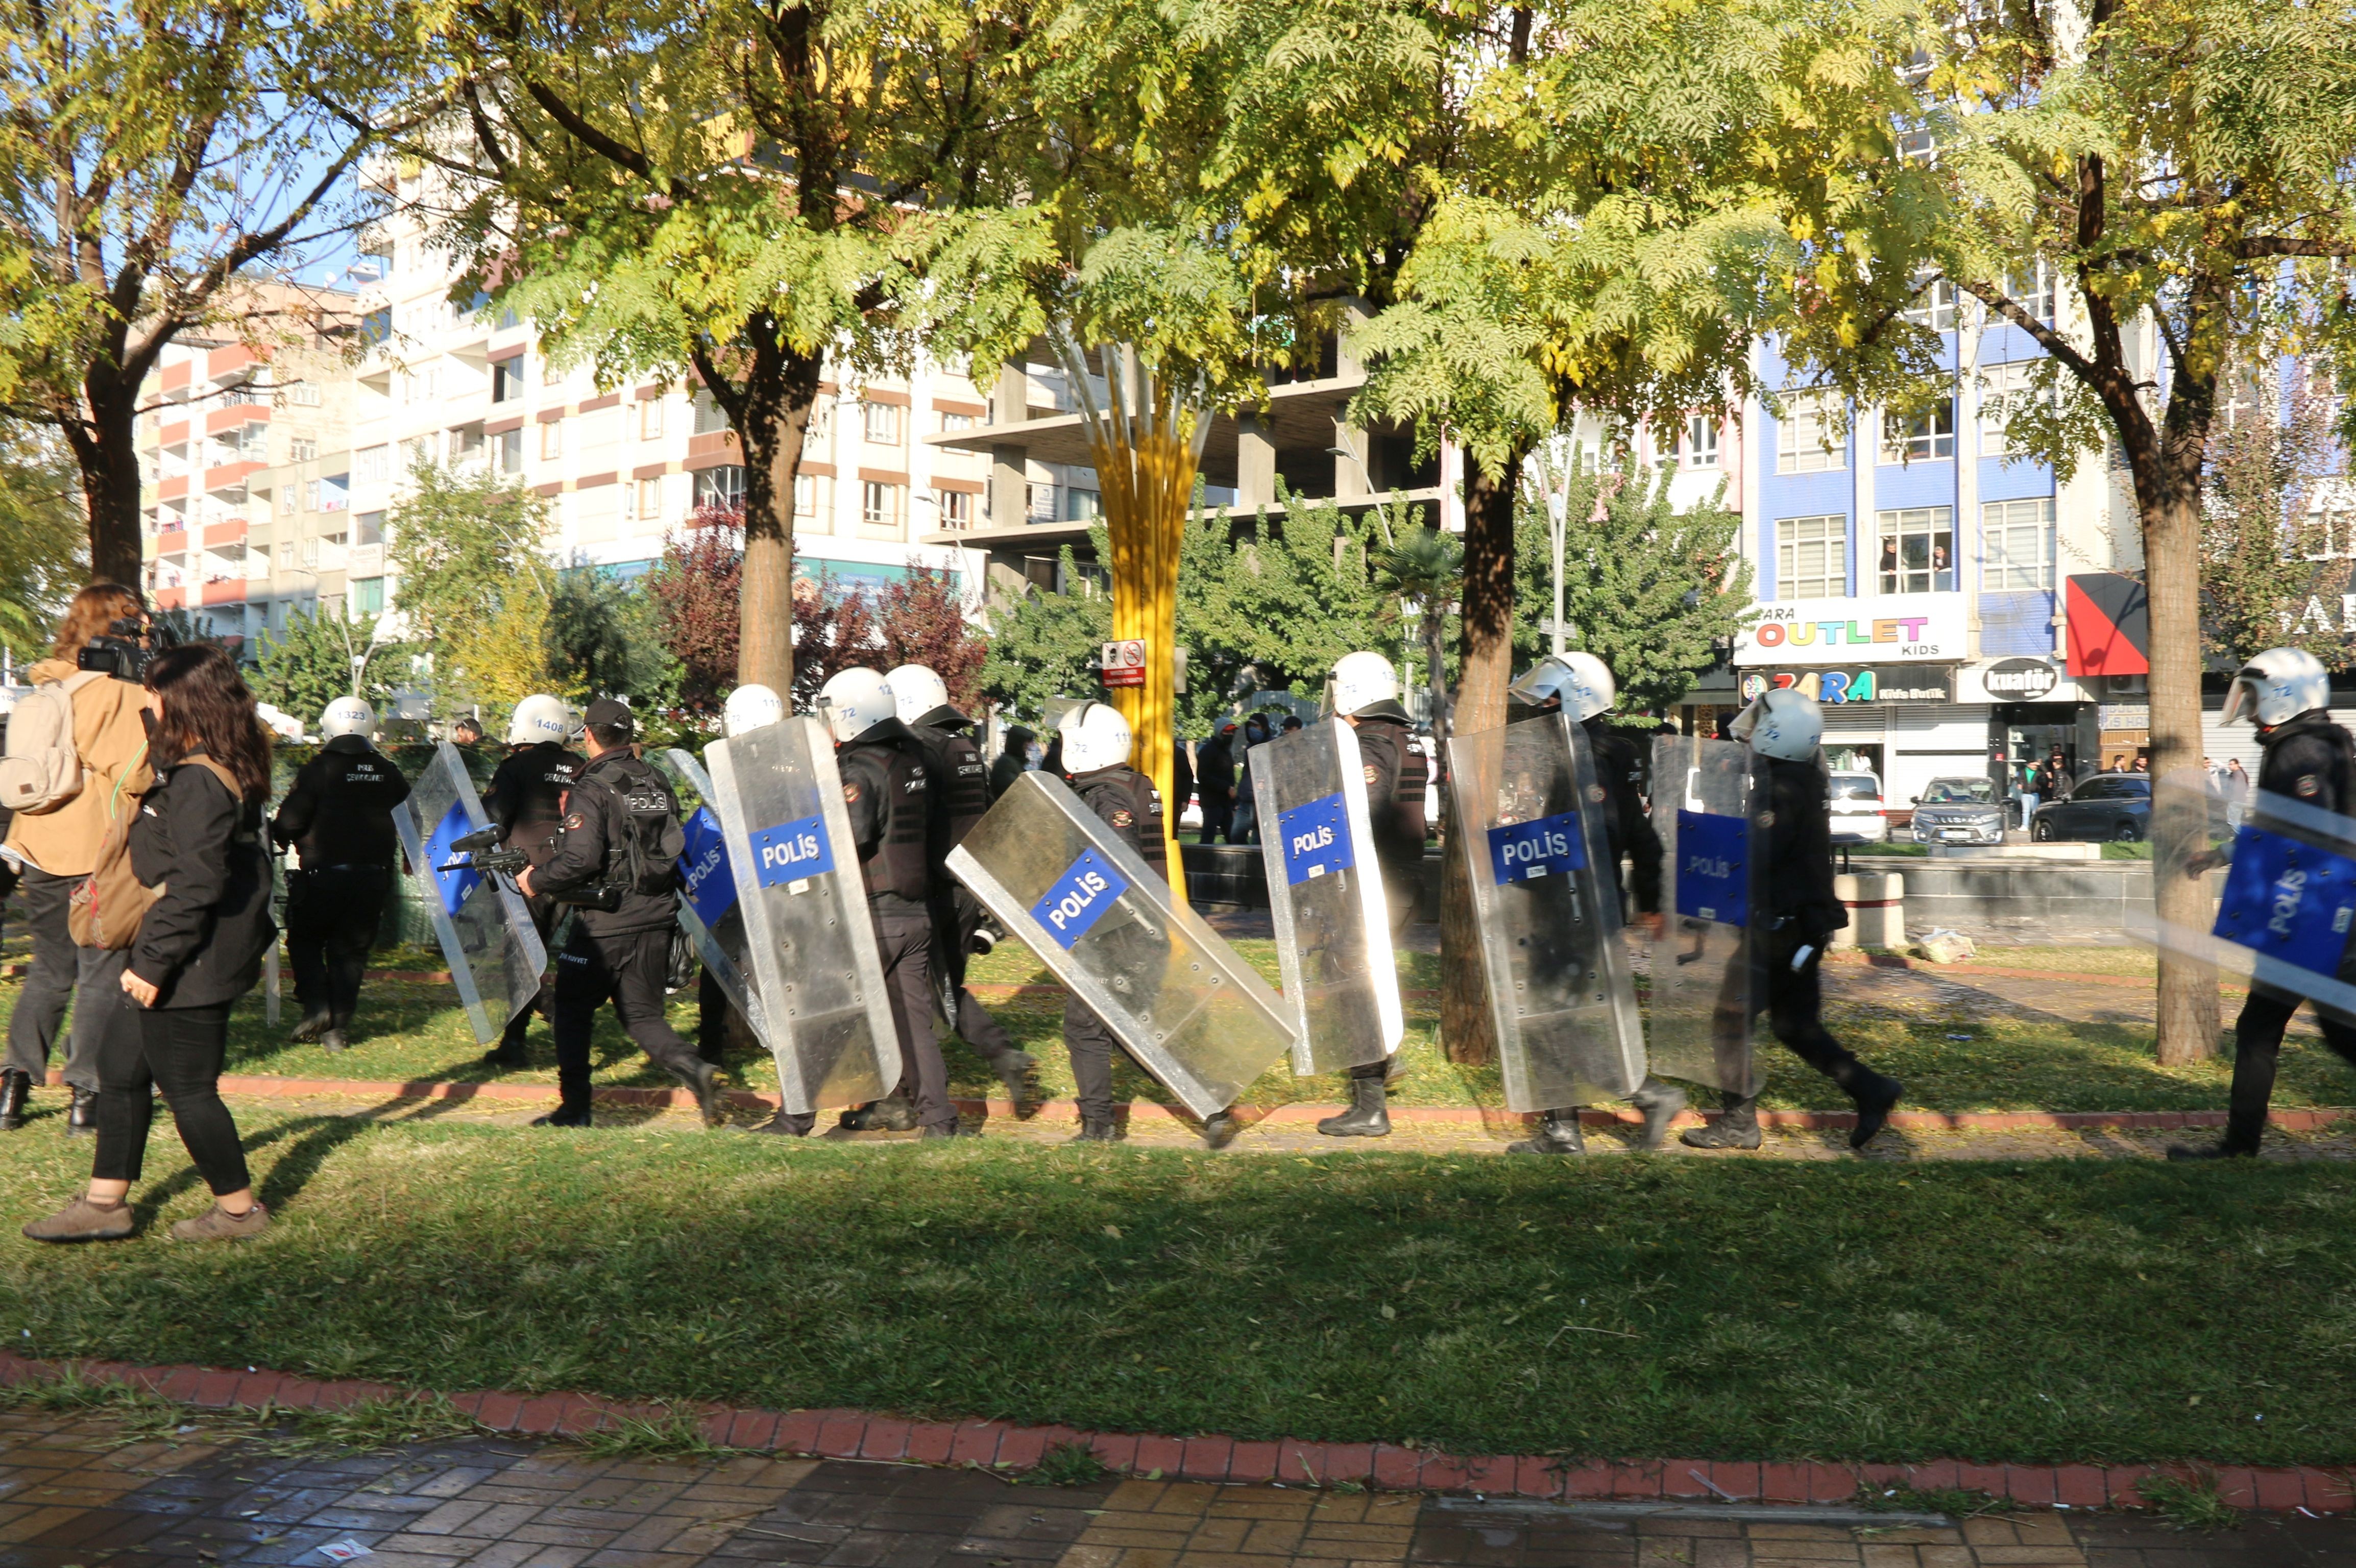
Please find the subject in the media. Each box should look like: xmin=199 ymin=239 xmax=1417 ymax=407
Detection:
xmin=1349 ymin=852 xmax=1425 ymax=1082
xmin=873 ymin=903 xmax=951 ymax=1130
xmin=1064 ymin=995 xmax=1147 ymax=1124
xmin=285 ymin=867 xmax=388 ymax=1031
xmin=92 ymin=1002 xmax=251 ymax=1196
xmin=2222 ymin=988 xmax=2356 ymax=1152
xmin=501 ymin=892 xmax=565 ymax=1050
xmin=1198 ymin=793 xmax=1233 ymax=845
xmin=1717 ymin=929 xmax=1876 ymax=1096
xmin=4 ymin=866 xmax=130 ymax=1091
xmin=931 ymin=899 xmax=1016 ymax=1061
xmin=550 ymin=924 xmax=705 ymax=1111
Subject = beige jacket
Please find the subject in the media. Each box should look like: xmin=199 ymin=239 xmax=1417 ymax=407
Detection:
xmin=2 ymin=657 xmax=155 ymax=878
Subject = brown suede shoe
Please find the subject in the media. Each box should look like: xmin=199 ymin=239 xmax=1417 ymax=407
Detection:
xmin=169 ymin=1202 xmax=270 ymax=1242
xmin=23 ymin=1197 xmax=135 ymax=1243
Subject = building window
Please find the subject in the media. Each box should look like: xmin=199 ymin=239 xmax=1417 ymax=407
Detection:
xmin=2220 ymin=368 xmax=2266 ymax=430
xmin=1683 ymin=415 xmax=1719 ymax=470
xmin=278 ymin=541 xmax=294 ymax=568
xmin=941 ymin=410 xmax=975 ymax=432
xmin=1877 ymin=506 xmax=1956 ymax=594
xmin=635 ymin=477 xmax=662 ymax=523
xmin=695 ymin=465 xmax=745 ymax=510
xmin=1776 ymin=514 xmax=1847 ymax=600
xmin=301 ymin=536 xmax=320 ymax=569
xmin=1901 ymin=273 xmax=1956 ymax=332
xmin=540 ymin=420 xmax=562 ymax=460
xmin=1979 ymin=361 xmax=2050 ymax=457
xmin=939 ymin=489 xmax=973 ymax=528
xmin=794 ymin=472 xmax=834 ymax=521
xmin=1775 ymin=391 xmax=1844 ymax=475
xmin=356 ymin=444 xmax=390 ymax=484
xmin=692 ymin=390 xmax=729 ymax=435
xmin=276 ymin=382 xmax=323 ymax=408
xmin=279 ymin=485 xmax=297 ymax=517
xmin=355 ymin=511 xmax=384 ymax=547
xmin=497 ymin=429 xmax=524 ymax=473
xmin=639 ymin=398 xmax=664 ymax=439
xmin=288 ymin=437 xmax=318 ymax=463
xmin=1026 ymin=481 xmax=1059 ymax=522
xmin=1897 ymin=126 xmax=1938 ymax=162
xmin=352 ymin=577 xmax=384 ymax=614
xmin=1983 ymin=498 xmax=2054 ymax=590
xmin=862 ymin=400 xmax=903 ymax=445
xmin=2005 ymin=261 xmax=2056 ymax=325
xmin=492 ymin=359 xmax=525 ymax=403
xmin=861 ymin=481 xmax=905 ymax=529
xmin=1882 ymin=400 xmax=1956 ymax=462
xmin=1066 ymin=487 xmax=1101 ymax=521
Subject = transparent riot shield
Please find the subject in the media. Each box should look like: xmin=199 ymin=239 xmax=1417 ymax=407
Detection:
xmin=390 ymin=741 xmax=547 ymax=1046
xmin=653 ymin=748 xmax=771 ymax=1051
xmin=1250 ymin=719 xmax=1403 ymax=1075
xmin=1647 ymin=734 xmax=1762 ymax=1095
xmin=949 ymin=772 xmax=1297 ymax=1120
xmin=1446 ymin=715 xmax=1645 ymax=1111
xmin=2133 ymin=769 xmax=2356 ymax=1016
xmin=705 ymin=717 xmax=895 ymax=1114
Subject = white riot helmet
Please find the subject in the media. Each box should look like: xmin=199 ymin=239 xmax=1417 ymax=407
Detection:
xmin=1509 ymin=652 xmax=1616 ymax=722
xmin=508 ymin=693 xmax=571 ymax=746
xmin=1060 ymin=701 xmax=1133 ymax=774
xmin=817 ymin=667 xmax=895 ymax=745
xmin=2223 ymin=647 xmax=2331 ymax=728
xmin=320 ymin=696 xmax=376 ymax=740
xmin=1730 ymin=688 xmax=1823 ymax=761
xmin=886 ymin=664 xmax=954 ymax=725
xmin=1331 ymin=651 xmax=1399 ymax=717
xmin=722 ymin=683 xmax=786 ymax=738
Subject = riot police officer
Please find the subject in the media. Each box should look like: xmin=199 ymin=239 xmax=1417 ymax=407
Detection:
xmin=481 ymin=694 xmax=586 ymax=1067
xmin=1059 ymin=702 xmax=1242 ymax=1147
xmin=821 ymin=667 xmax=958 ymax=1138
xmin=1681 ymin=689 xmax=1903 ymax=1152
xmin=889 ymin=664 xmax=1041 ymax=1116
xmin=269 ymin=697 xmax=410 ymax=1050
xmin=517 ymin=698 xmax=722 ymax=1128
xmin=1499 ymin=654 xmax=1687 ymax=1153
xmin=2171 ymin=649 xmax=2356 ymax=1160
xmin=1317 ymin=652 xmax=1427 ymax=1138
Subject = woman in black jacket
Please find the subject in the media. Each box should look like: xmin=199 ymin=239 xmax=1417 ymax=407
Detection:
xmin=25 ymin=644 xmax=277 ymax=1243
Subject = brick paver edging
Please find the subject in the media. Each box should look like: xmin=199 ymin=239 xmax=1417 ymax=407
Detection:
xmin=32 ymin=1067 xmax=2350 ymax=1135
xmin=0 ymin=1351 xmax=2344 ymax=1517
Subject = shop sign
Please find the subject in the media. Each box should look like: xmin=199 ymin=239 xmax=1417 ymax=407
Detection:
xmin=1983 ymin=657 xmax=2060 ymax=699
xmin=1735 ymin=595 xmax=1969 ymax=666
xmin=2098 ymin=703 xmax=2150 ymax=730
xmin=1739 ymin=667 xmax=1955 ymax=704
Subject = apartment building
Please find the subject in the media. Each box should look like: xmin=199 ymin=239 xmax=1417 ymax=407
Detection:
xmin=138 ymin=292 xmax=357 ymax=649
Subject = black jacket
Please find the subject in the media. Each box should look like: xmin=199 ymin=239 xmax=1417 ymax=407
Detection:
xmin=1756 ymin=754 xmax=1846 ymax=941
xmin=1073 ymin=765 xmax=1168 ymax=879
xmin=988 ymin=729 xmax=1034 ymax=802
xmin=1195 ymin=736 xmax=1235 ymax=800
xmin=1351 ymin=706 xmax=1428 ymax=880
xmin=486 ymin=741 xmax=586 ymax=866
xmin=2255 ymin=710 xmax=2356 ymax=813
xmin=1584 ymin=717 xmax=1663 ymax=918
xmin=129 ymin=756 xmax=276 ymax=1008
xmin=270 ymin=735 xmax=411 ymax=870
xmin=841 ymin=718 xmax=934 ymax=907
xmin=537 ymin=748 xmax=684 ymax=936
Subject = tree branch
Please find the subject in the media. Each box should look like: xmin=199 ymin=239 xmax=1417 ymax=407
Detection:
xmin=2237 ymin=236 xmax=2356 ymax=260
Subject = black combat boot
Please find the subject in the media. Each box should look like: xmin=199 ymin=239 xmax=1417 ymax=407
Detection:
xmin=289 ymin=1011 xmax=331 ymax=1043
xmin=674 ymin=1060 xmax=726 ymax=1127
xmin=1072 ymin=1117 xmax=1118 ymax=1142
xmin=531 ymin=1103 xmax=593 ymax=1128
xmin=995 ymin=1050 xmax=1044 ymax=1119
xmin=1317 ymin=1075 xmax=1392 ymax=1138
xmin=65 ymin=1087 xmax=96 ymax=1137
xmin=839 ymin=1092 xmax=917 ymax=1132
xmin=1202 ymin=1110 xmax=1242 ymax=1149
xmin=1628 ymin=1077 xmax=1688 ymax=1150
xmin=0 ymin=1071 xmax=31 ymax=1132
xmin=317 ymin=1028 xmax=349 ymax=1054
xmin=1846 ymin=1071 xmax=1903 ymax=1150
xmin=1508 ymin=1109 xmax=1585 ymax=1156
xmin=1681 ymin=1093 xmax=1763 ymax=1150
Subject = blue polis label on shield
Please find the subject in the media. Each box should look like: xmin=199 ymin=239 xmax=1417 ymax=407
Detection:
xmin=750 ymin=813 xmax=835 ymax=888
xmin=1486 ymin=810 xmax=1587 ymax=884
xmin=678 ymin=806 xmax=737 ymax=924
xmin=2214 ymin=825 xmax=2356 ymax=978
xmin=1675 ymin=810 xmax=1748 ymax=927
xmin=1278 ymin=791 xmax=1356 ymax=886
xmin=427 ymin=799 xmax=482 ymax=917
xmin=1031 ymin=848 xmax=1130 ymax=950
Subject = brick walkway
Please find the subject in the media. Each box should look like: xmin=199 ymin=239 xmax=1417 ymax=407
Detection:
xmin=2 ymin=1411 xmax=2349 ymax=1568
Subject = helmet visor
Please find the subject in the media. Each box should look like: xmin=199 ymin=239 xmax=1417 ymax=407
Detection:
xmin=1728 ymin=696 xmax=1766 ymax=745
xmin=2221 ymin=672 xmax=2262 ymax=726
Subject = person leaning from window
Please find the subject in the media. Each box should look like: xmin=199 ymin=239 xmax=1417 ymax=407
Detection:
xmin=26 ymin=645 xmax=278 ymax=1244
xmin=0 ymin=584 xmax=158 ymax=1136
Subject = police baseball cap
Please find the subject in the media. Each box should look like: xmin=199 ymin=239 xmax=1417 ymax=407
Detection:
xmin=584 ymin=697 xmax=635 ymax=735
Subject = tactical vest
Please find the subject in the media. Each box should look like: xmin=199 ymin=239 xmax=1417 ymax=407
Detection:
xmin=845 ymin=736 xmax=934 ymax=901
xmin=1075 ymin=766 xmax=1168 ymax=879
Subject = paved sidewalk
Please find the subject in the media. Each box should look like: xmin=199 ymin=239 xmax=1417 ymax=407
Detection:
xmin=2 ymin=1412 xmax=2350 ymax=1568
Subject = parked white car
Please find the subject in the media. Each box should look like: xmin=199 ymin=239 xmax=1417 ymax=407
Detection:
xmin=1828 ymin=771 xmax=1888 ymax=845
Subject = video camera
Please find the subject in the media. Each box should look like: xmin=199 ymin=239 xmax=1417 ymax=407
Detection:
xmin=439 ymin=824 xmax=625 ymax=910
xmin=78 ymin=616 xmax=175 ymax=683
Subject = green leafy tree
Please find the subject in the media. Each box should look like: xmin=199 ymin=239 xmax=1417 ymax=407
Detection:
xmin=1514 ymin=458 xmax=1757 ymax=715
xmin=1372 ymin=526 xmax=1464 ymax=751
xmin=548 ymin=569 xmax=683 ymax=707
xmin=250 ymin=607 xmax=408 ymax=724
xmin=383 ymin=460 xmax=563 ymax=717
xmin=2201 ymin=373 xmax=2350 ymax=671
xmin=1215 ymin=486 xmax=1417 ymax=713
xmin=0 ymin=421 xmax=87 ymax=664
xmin=980 ymin=547 xmax=1112 ymax=725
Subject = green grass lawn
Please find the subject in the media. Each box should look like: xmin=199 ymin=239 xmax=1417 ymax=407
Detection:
xmin=2 ymin=1117 xmax=2351 ymax=1466
xmin=5 ymin=935 xmax=2353 ymax=1116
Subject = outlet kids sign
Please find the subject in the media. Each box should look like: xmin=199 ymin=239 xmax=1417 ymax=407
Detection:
xmin=1733 ymin=595 xmax=1967 ymax=666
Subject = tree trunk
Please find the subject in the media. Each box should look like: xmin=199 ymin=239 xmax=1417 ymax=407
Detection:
xmin=732 ymin=344 xmax=824 ymax=697
xmin=2142 ymin=445 xmax=2221 ymax=1065
xmin=1438 ymin=453 xmax=1525 ymax=1066
xmin=70 ymin=373 xmax=147 ymax=592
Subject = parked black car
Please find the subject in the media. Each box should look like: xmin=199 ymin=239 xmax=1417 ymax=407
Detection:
xmin=2030 ymin=773 xmax=2152 ymax=842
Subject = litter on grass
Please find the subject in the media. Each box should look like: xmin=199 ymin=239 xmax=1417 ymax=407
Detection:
xmin=317 ymin=1542 xmax=374 ymax=1562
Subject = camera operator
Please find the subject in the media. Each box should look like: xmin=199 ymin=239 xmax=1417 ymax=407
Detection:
xmin=269 ymin=697 xmax=410 ymax=1050
xmin=480 ymin=694 xmax=584 ymax=1067
xmin=516 ymin=698 xmax=722 ymax=1129
xmin=0 ymin=585 xmax=159 ymax=1135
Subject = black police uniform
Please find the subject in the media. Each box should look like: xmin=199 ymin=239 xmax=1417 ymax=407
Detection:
xmin=2194 ymin=711 xmax=2356 ymax=1156
xmin=537 ymin=745 xmax=718 ymax=1124
xmin=1340 ymin=701 xmax=1427 ymax=1086
xmin=483 ymin=740 xmax=586 ymax=1061
xmin=907 ymin=705 xmax=1029 ymax=1087
xmin=840 ymin=717 xmax=954 ymax=1133
xmin=270 ymin=736 xmax=411 ymax=1040
xmin=1064 ymin=764 xmax=1168 ymax=1131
